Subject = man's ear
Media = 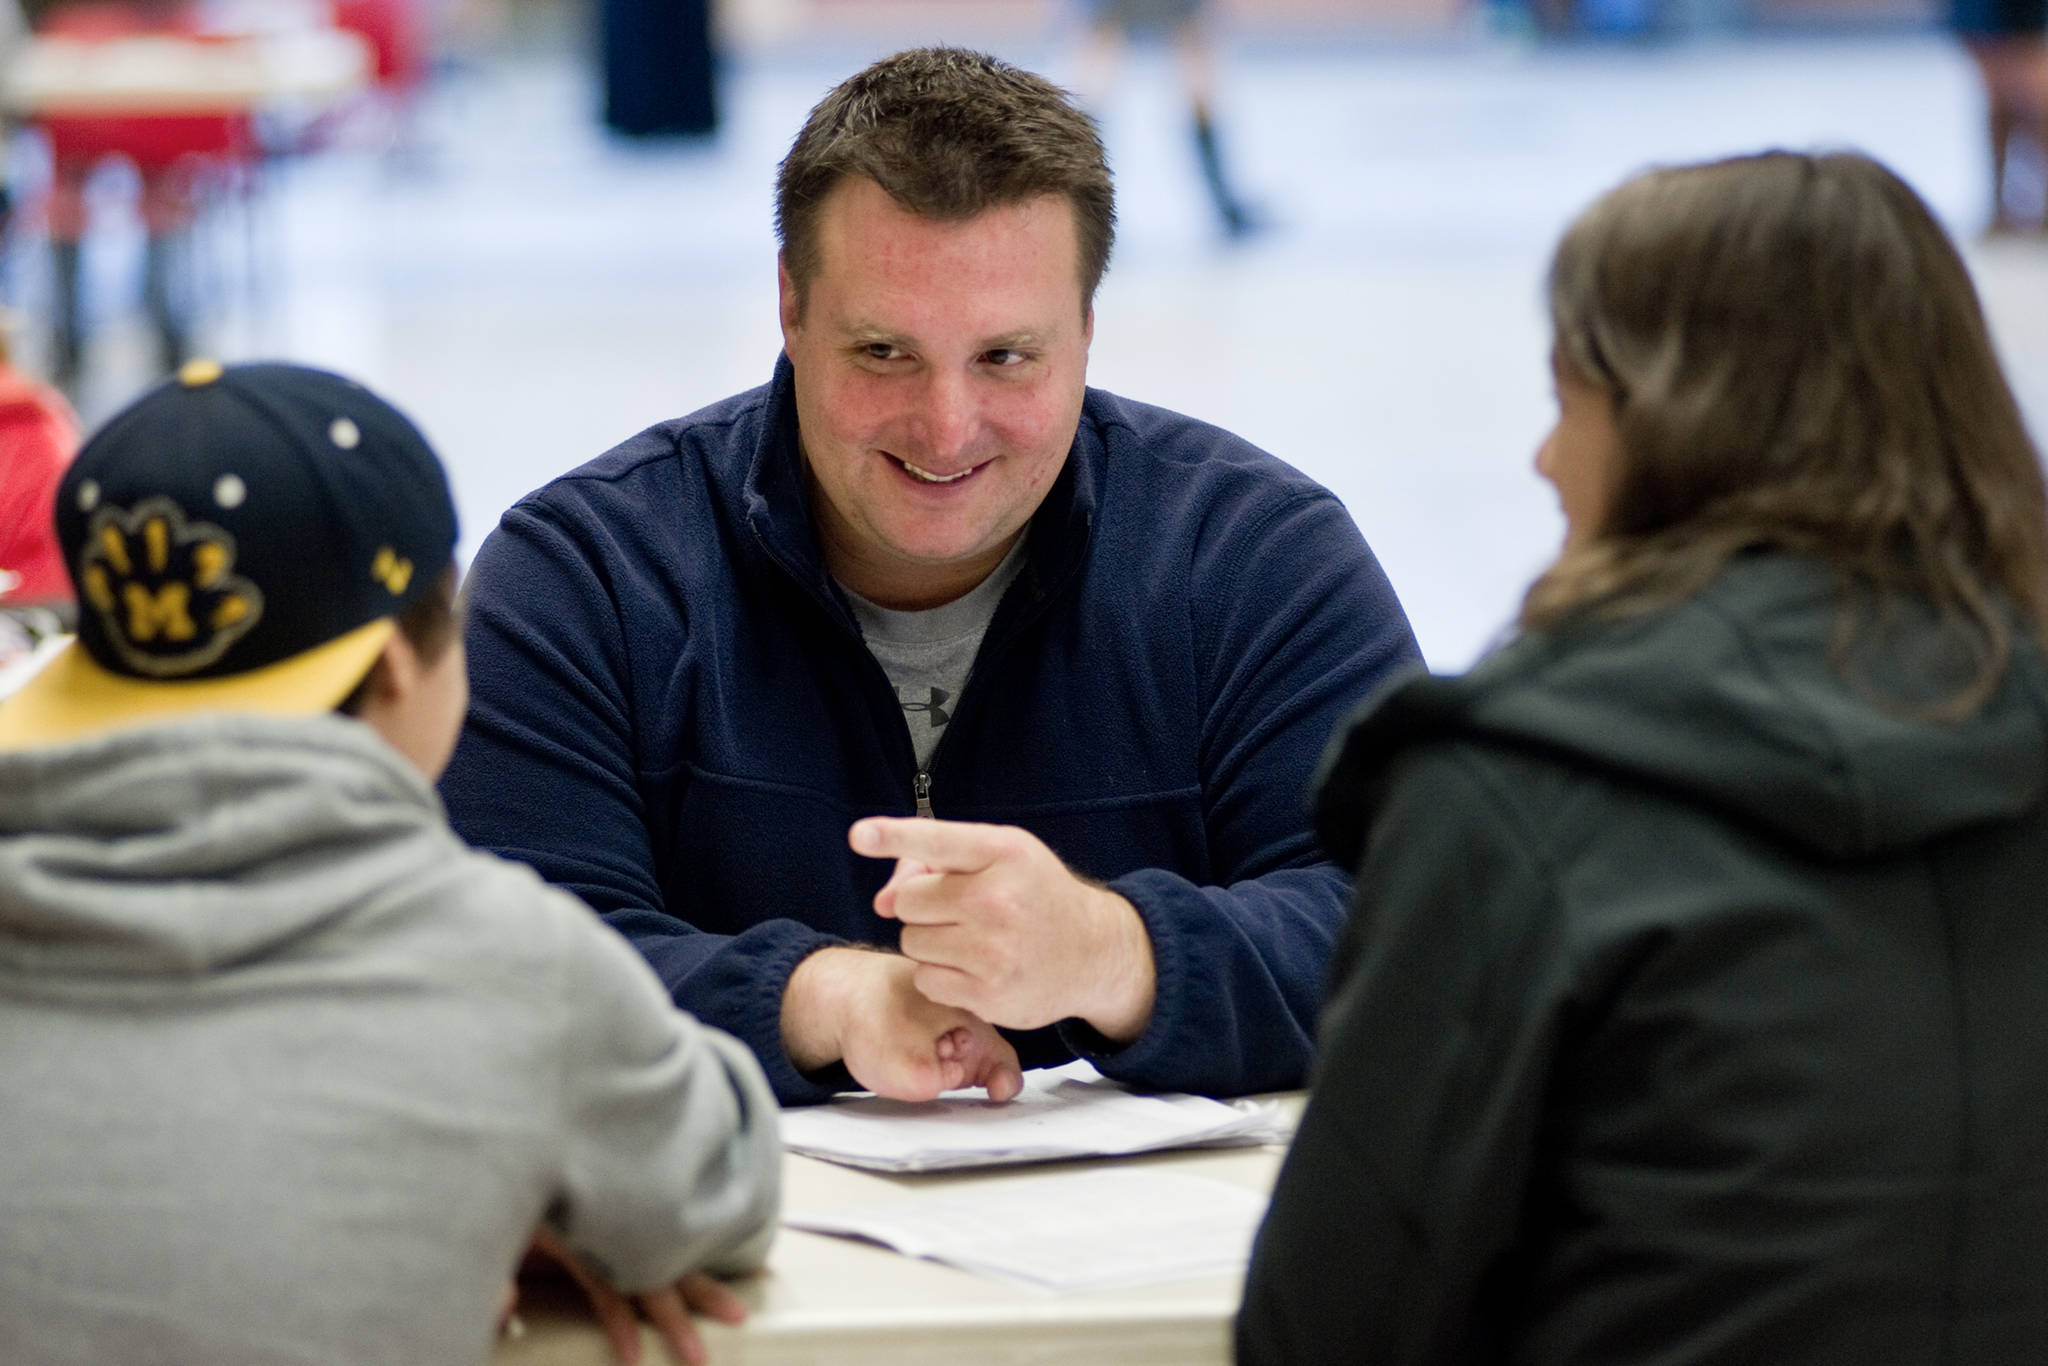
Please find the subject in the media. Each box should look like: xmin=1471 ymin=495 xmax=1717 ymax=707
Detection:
xmin=778 ymin=254 xmax=802 ymax=344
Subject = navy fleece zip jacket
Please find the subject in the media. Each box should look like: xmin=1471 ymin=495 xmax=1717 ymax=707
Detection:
xmin=442 ymin=357 xmax=1420 ymax=1105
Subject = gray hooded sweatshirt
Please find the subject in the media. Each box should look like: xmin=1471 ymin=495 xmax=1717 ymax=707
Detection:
xmin=0 ymin=713 xmax=780 ymax=1365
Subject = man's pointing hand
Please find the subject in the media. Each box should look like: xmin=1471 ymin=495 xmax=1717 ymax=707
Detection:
xmin=851 ymin=816 xmax=1156 ymax=1043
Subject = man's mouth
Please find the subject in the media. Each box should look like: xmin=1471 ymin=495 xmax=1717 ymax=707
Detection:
xmin=893 ymin=456 xmax=978 ymax=484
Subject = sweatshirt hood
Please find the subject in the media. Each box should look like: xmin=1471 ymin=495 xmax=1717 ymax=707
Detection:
xmin=0 ymin=714 xmax=446 ymax=976
xmin=1320 ymin=555 xmax=2048 ymax=864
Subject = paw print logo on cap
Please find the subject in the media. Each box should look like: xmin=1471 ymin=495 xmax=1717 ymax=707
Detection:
xmin=78 ymin=496 xmax=265 ymax=678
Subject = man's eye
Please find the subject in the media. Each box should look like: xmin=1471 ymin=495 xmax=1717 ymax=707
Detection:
xmin=860 ymin=343 xmax=902 ymax=362
xmin=983 ymin=349 xmax=1029 ymax=367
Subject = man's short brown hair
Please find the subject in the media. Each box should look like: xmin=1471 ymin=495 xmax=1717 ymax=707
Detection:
xmin=775 ymin=48 xmax=1115 ymax=314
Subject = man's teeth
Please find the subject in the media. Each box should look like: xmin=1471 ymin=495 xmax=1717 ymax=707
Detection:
xmin=900 ymin=459 xmax=972 ymax=484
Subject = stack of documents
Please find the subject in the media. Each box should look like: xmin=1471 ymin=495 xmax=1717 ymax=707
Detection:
xmin=778 ymin=1060 xmax=1293 ymax=1173
xmin=786 ymin=1168 xmax=1269 ymax=1293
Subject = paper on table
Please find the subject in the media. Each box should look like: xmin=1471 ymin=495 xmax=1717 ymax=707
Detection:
xmin=787 ymin=1168 xmax=1268 ymax=1293
xmin=778 ymin=1060 xmax=1293 ymax=1173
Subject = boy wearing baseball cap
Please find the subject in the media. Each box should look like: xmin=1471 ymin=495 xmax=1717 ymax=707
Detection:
xmin=0 ymin=362 xmax=781 ymax=1365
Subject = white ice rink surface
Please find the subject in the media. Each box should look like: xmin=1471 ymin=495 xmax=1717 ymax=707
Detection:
xmin=42 ymin=28 xmax=2048 ymax=670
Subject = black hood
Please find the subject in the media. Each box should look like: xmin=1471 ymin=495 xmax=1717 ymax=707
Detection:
xmin=1319 ymin=555 xmax=2048 ymax=866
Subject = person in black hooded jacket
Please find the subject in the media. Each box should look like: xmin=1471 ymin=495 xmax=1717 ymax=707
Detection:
xmin=1237 ymin=149 xmax=2048 ymax=1366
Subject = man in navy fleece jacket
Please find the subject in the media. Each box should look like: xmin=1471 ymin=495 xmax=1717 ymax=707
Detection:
xmin=441 ymin=48 xmax=1420 ymax=1107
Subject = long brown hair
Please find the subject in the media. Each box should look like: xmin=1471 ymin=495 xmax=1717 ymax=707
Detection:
xmin=1526 ymin=150 xmax=2048 ymax=713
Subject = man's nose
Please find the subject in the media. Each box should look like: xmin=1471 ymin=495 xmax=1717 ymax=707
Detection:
xmin=914 ymin=370 xmax=976 ymax=464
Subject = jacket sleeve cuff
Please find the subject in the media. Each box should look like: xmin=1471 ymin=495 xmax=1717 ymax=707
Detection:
xmin=1056 ymin=870 xmax=1193 ymax=1084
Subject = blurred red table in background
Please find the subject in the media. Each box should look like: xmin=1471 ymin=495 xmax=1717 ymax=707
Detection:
xmin=2 ymin=2 xmax=372 ymax=385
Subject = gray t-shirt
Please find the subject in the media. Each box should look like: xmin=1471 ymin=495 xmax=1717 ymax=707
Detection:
xmin=843 ymin=540 xmax=1027 ymax=773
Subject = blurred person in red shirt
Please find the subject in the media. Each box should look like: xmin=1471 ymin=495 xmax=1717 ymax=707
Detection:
xmin=0 ymin=323 xmax=81 ymax=613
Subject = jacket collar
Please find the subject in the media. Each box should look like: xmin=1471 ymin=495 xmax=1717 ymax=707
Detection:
xmin=739 ymin=353 xmax=1100 ymax=630
xmin=1313 ymin=553 xmax=2048 ymax=866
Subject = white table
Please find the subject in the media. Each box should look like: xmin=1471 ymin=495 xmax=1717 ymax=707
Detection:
xmin=2 ymin=28 xmax=370 ymax=116
xmin=498 ymin=1100 xmax=1301 ymax=1366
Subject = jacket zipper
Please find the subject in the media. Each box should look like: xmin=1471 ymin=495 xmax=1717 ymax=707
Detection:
xmin=903 ymin=536 xmax=1090 ymax=824
xmin=755 ymin=512 xmax=1089 ymax=830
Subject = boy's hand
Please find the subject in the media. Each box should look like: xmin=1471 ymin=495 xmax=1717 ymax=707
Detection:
xmin=515 ymin=1227 xmax=749 ymax=1365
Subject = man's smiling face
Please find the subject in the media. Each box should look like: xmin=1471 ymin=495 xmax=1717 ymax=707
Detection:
xmin=779 ymin=176 xmax=1093 ymax=611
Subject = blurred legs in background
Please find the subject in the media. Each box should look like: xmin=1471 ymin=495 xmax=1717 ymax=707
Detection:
xmin=1964 ymin=38 xmax=2048 ymax=232
xmin=43 ymin=125 xmax=230 ymax=387
xmin=1954 ymin=0 xmax=2048 ymax=234
xmin=1179 ymin=20 xmax=1260 ymax=238
xmin=1078 ymin=0 xmax=1263 ymax=239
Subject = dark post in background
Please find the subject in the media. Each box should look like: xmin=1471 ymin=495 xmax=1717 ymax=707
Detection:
xmin=601 ymin=0 xmax=718 ymax=137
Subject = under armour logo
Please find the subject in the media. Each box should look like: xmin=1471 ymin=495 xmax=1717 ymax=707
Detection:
xmin=897 ymin=687 xmax=951 ymax=728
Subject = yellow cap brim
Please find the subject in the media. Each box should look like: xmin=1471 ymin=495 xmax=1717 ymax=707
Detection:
xmin=0 ymin=618 xmax=395 ymax=753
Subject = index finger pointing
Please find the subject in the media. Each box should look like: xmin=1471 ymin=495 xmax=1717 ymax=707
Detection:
xmin=849 ymin=817 xmax=1015 ymax=871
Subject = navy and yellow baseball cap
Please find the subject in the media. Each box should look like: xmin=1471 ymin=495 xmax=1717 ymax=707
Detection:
xmin=0 ymin=360 xmax=457 ymax=751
